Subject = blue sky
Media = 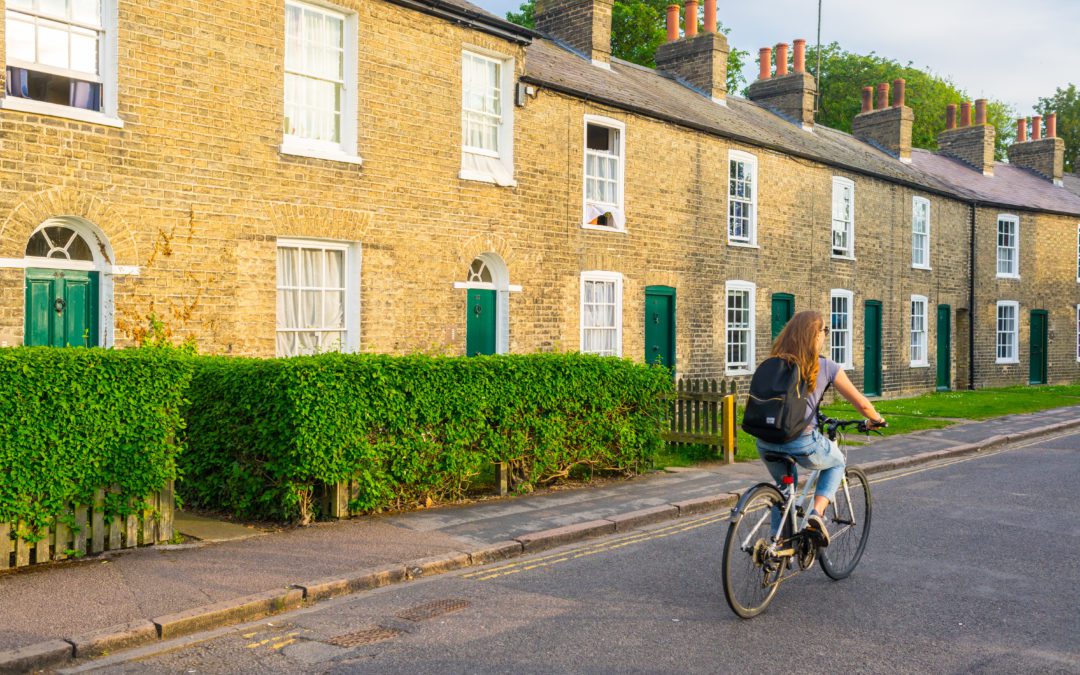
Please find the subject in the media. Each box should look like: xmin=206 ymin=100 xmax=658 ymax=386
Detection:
xmin=474 ymin=0 xmax=1078 ymax=116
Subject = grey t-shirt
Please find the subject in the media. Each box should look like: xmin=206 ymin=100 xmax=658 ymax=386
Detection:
xmin=801 ymin=356 xmax=842 ymax=434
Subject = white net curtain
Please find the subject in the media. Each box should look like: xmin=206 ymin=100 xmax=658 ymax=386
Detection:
xmin=276 ymin=245 xmax=345 ymax=357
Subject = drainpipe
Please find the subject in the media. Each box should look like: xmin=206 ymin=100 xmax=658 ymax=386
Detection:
xmin=968 ymin=202 xmax=976 ymax=390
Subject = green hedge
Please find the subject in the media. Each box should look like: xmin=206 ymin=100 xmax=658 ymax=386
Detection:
xmin=0 ymin=348 xmax=192 ymax=534
xmin=180 ymin=353 xmax=671 ymax=521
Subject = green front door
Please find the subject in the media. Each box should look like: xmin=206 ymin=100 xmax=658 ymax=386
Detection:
xmin=644 ymin=286 xmax=675 ymax=370
xmin=24 ymin=268 xmax=98 ymax=347
xmin=771 ymin=292 xmax=794 ymax=340
xmin=863 ymin=301 xmax=882 ymax=397
xmin=466 ymin=289 xmax=496 ymax=356
xmin=1029 ymin=310 xmax=1048 ymax=384
xmin=936 ymin=305 xmax=951 ymax=391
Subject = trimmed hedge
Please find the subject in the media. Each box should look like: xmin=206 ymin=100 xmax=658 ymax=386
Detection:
xmin=180 ymin=353 xmax=671 ymax=521
xmin=0 ymin=348 xmax=192 ymax=534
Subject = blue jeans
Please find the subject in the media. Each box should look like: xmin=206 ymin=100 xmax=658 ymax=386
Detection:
xmin=756 ymin=430 xmax=846 ymax=504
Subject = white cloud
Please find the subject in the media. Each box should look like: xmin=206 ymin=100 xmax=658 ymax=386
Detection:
xmin=474 ymin=0 xmax=1079 ymax=115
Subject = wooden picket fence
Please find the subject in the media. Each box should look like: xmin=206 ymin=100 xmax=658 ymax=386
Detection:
xmin=0 ymin=482 xmax=174 ymax=570
xmin=662 ymin=378 xmax=738 ymax=463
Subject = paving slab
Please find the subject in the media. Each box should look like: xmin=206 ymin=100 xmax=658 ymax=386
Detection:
xmin=174 ymin=512 xmax=267 ymax=542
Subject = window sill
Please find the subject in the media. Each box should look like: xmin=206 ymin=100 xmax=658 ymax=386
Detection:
xmin=996 ymin=274 xmax=1020 ymax=280
xmin=458 ymin=169 xmax=517 ymax=187
xmin=582 ymin=223 xmax=626 ymax=233
xmin=728 ymin=242 xmax=760 ymax=249
xmin=912 ymin=264 xmax=932 ymax=271
xmin=995 ymin=358 xmax=1020 ymax=365
xmin=280 ymin=144 xmax=363 ymax=165
xmin=832 ymin=254 xmax=856 ymax=261
xmin=0 ymin=97 xmax=124 ymax=128
xmin=725 ymin=368 xmax=753 ymax=377
xmin=909 ymin=362 xmax=930 ymax=368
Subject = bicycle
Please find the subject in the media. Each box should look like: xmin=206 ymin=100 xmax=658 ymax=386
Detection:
xmin=721 ymin=415 xmax=884 ymax=618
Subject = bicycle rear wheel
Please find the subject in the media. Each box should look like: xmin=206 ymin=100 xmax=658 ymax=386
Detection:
xmin=819 ymin=466 xmax=872 ymax=580
xmin=722 ymin=484 xmax=785 ymax=618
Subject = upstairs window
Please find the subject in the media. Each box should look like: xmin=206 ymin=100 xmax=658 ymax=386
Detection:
xmin=583 ymin=117 xmax=626 ymax=230
xmin=727 ymin=151 xmax=757 ymax=246
xmin=830 ymin=289 xmax=853 ymax=368
xmin=910 ymin=295 xmax=928 ymax=366
xmin=912 ymin=197 xmax=930 ymax=269
xmin=283 ymin=1 xmax=358 ymax=161
xmin=4 ymin=0 xmax=107 ymax=112
xmin=996 ymin=215 xmax=1019 ymax=278
xmin=460 ymin=50 xmax=514 ymax=186
xmin=832 ymin=177 xmax=855 ymax=258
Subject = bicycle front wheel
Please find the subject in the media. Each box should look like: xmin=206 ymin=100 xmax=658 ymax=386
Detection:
xmin=819 ymin=466 xmax=872 ymax=580
xmin=722 ymin=484 xmax=785 ymax=618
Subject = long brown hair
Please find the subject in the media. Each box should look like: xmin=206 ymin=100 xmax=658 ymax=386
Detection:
xmin=770 ymin=310 xmax=823 ymax=389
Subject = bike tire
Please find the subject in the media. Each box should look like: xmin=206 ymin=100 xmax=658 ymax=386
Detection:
xmin=722 ymin=483 xmax=786 ymax=619
xmin=819 ymin=466 xmax=872 ymax=580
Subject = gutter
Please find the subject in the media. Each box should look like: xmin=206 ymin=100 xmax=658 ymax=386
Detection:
xmin=384 ymin=0 xmax=538 ymax=45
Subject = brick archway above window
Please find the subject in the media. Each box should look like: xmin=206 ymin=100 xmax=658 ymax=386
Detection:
xmin=266 ymin=203 xmax=373 ymax=241
xmin=0 ymin=188 xmax=138 ymax=264
xmin=458 ymin=233 xmax=516 ymax=270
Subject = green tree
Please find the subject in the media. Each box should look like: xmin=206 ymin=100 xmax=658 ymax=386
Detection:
xmin=1034 ymin=84 xmax=1079 ymax=173
xmin=507 ymin=0 xmax=747 ymax=93
xmin=806 ymin=42 xmax=1014 ymax=159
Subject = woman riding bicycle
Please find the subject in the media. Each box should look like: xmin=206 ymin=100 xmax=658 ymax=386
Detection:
xmin=757 ymin=310 xmax=886 ymax=546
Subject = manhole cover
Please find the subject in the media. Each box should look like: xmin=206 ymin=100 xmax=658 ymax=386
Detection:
xmin=326 ymin=626 xmax=402 ymax=648
xmin=396 ymin=598 xmax=472 ymax=621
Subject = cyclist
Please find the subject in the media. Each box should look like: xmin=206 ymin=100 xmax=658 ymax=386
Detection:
xmin=757 ymin=310 xmax=886 ymax=546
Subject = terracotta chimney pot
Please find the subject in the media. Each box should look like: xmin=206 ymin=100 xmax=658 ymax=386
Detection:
xmin=960 ymin=102 xmax=971 ymax=127
xmin=684 ymin=0 xmax=697 ymax=37
xmin=775 ymin=43 xmax=788 ymax=76
xmin=665 ymin=4 xmax=679 ymax=42
xmin=758 ymin=47 xmax=771 ymax=80
xmin=876 ymin=83 xmax=889 ymax=111
xmin=1047 ymin=113 xmax=1057 ymax=138
xmin=1032 ymin=115 xmax=1042 ymax=140
xmin=946 ymin=104 xmax=957 ymax=130
xmin=892 ymin=79 xmax=906 ymax=108
xmin=703 ymin=0 xmax=716 ymax=33
xmin=1017 ymin=118 xmax=1027 ymax=142
xmin=793 ymin=39 xmax=806 ymax=73
xmin=860 ymin=86 xmax=873 ymax=113
xmin=975 ymin=99 xmax=987 ymax=125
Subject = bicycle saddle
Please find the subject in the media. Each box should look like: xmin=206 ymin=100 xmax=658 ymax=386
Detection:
xmin=761 ymin=452 xmax=796 ymax=465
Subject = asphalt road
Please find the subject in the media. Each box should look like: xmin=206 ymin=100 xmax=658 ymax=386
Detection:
xmin=80 ymin=432 xmax=1080 ymax=674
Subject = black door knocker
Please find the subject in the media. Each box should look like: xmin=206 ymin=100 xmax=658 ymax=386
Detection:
xmin=54 ymin=298 xmax=66 ymax=315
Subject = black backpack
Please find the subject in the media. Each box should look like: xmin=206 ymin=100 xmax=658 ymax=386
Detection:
xmin=741 ymin=357 xmax=816 ymax=443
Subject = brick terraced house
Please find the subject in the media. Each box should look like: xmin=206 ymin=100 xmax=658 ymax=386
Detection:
xmin=1 ymin=0 xmax=1078 ymax=396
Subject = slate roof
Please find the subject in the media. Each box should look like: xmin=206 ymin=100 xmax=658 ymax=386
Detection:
xmin=909 ymin=151 xmax=1080 ymax=216
xmin=520 ymin=38 xmax=1080 ymax=216
xmin=1065 ymin=173 xmax=1080 ymax=199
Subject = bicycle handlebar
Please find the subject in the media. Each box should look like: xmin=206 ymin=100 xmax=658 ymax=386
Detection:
xmin=816 ymin=413 xmax=889 ymax=437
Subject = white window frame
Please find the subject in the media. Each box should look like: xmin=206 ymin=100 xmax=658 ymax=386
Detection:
xmin=910 ymin=294 xmax=929 ymax=367
xmin=581 ymin=115 xmax=626 ymax=232
xmin=0 ymin=0 xmax=122 ymax=127
xmin=912 ymin=197 xmax=931 ymax=270
xmin=830 ymin=289 xmax=854 ymax=369
xmin=831 ymin=176 xmax=856 ymax=259
xmin=727 ymin=150 xmax=758 ymax=247
xmin=459 ymin=47 xmax=515 ymax=186
xmin=579 ymin=271 xmax=622 ymax=357
xmin=1076 ymin=304 xmax=1080 ymax=362
xmin=275 ymin=237 xmax=361 ymax=357
xmin=995 ymin=300 xmax=1019 ymax=364
xmin=996 ymin=214 xmax=1020 ymax=279
xmin=279 ymin=0 xmax=360 ymax=164
xmin=724 ymin=280 xmax=756 ymax=375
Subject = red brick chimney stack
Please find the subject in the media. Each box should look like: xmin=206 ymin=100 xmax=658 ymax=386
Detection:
xmin=939 ymin=102 xmax=995 ymax=174
xmin=684 ymin=0 xmax=697 ymax=37
xmin=793 ymin=39 xmax=806 ymax=73
xmin=1008 ymin=111 xmax=1064 ymax=183
xmin=654 ymin=1 xmax=730 ymax=102
xmin=703 ymin=0 xmax=716 ymax=33
xmin=775 ymin=43 xmax=789 ymax=76
xmin=1017 ymin=118 xmax=1027 ymax=142
xmin=946 ymin=104 xmax=957 ymax=130
xmin=852 ymin=80 xmax=913 ymax=161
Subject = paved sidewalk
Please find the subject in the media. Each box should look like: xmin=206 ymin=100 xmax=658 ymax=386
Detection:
xmin=2 ymin=405 xmax=1079 ymax=668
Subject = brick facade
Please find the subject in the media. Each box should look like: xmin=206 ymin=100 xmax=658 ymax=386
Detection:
xmin=0 ymin=0 xmax=1077 ymax=398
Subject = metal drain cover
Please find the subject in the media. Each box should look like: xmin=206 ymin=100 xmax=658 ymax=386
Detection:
xmin=396 ymin=598 xmax=472 ymax=621
xmin=326 ymin=626 xmax=402 ymax=648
